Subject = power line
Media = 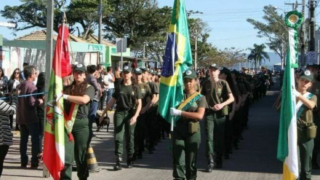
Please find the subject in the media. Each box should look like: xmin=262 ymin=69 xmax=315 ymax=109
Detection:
xmin=210 ymin=35 xmax=256 ymax=41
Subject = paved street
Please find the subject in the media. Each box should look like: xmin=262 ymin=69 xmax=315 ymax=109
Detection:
xmin=3 ymin=85 xmax=320 ymax=180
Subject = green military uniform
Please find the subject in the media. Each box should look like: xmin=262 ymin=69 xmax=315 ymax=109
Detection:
xmin=242 ymin=76 xmax=252 ymax=129
xmin=310 ymin=80 xmax=320 ymax=168
xmin=172 ymin=69 xmax=207 ymax=180
xmin=297 ymin=94 xmax=317 ymax=180
xmin=202 ymin=78 xmax=232 ymax=169
xmin=134 ymin=68 xmax=151 ymax=159
xmin=297 ymin=70 xmax=317 ymax=180
xmin=237 ymin=77 xmax=248 ymax=133
xmin=146 ymin=78 xmax=159 ymax=152
xmin=113 ymin=78 xmax=142 ymax=166
xmin=61 ymin=85 xmax=95 ymax=180
xmin=219 ymin=67 xmax=237 ymax=158
xmin=172 ymin=95 xmax=206 ymax=180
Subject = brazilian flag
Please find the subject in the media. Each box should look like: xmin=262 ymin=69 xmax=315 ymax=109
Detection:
xmin=158 ymin=0 xmax=192 ymax=126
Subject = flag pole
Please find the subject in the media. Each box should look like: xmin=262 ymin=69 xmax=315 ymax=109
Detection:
xmin=171 ymin=116 xmax=174 ymax=132
xmin=43 ymin=0 xmax=54 ymax=177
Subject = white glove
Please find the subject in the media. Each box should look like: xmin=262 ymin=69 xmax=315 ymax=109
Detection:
xmin=47 ymin=93 xmax=67 ymax=107
xmin=294 ymin=90 xmax=301 ymax=97
xmin=170 ymin=108 xmax=182 ymax=116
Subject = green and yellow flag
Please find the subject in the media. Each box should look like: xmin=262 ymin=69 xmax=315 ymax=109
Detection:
xmin=158 ymin=0 xmax=192 ymax=126
xmin=277 ymin=10 xmax=303 ymax=180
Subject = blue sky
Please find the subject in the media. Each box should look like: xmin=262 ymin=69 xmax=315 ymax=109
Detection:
xmin=158 ymin=0 xmax=296 ymax=51
xmin=0 ymin=0 xmax=307 ymax=52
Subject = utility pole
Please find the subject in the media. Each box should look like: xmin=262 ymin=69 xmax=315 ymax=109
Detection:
xmin=300 ymin=0 xmax=306 ymax=66
xmin=308 ymin=0 xmax=316 ymax=52
xmin=285 ymin=0 xmax=302 ymax=10
xmin=98 ymin=0 xmax=102 ymax=44
xmin=187 ymin=10 xmax=203 ymax=70
xmin=43 ymin=0 xmax=54 ymax=177
xmin=194 ymin=28 xmax=198 ymax=70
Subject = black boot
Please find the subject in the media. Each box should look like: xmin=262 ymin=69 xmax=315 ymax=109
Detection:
xmin=113 ymin=156 xmax=122 ymax=170
xmin=214 ymin=154 xmax=223 ymax=169
xmin=312 ymin=154 xmax=320 ymax=169
xmin=127 ymin=155 xmax=134 ymax=168
xmin=206 ymin=155 xmax=214 ymax=173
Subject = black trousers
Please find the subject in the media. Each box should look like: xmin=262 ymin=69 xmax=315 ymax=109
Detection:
xmin=0 ymin=145 xmax=9 ymax=177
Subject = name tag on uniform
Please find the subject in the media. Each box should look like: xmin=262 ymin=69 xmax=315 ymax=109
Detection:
xmin=218 ymin=88 xmax=222 ymax=94
xmin=141 ymin=88 xmax=145 ymax=94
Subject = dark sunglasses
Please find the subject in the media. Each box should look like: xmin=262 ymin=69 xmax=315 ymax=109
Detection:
xmin=15 ymin=71 xmax=20 ymax=74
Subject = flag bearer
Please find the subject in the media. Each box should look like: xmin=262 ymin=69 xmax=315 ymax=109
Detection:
xmin=100 ymin=65 xmax=142 ymax=170
xmin=60 ymin=64 xmax=95 ymax=180
xmin=170 ymin=69 xmax=206 ymax=180
xmin=295 ymin=70 xmax=317 ymax=180
xmin=201 ymin=64 xmax=234 ymax=171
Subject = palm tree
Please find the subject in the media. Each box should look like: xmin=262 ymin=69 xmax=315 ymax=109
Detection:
xmin=247 ymin=44 xmax=270 ymax=71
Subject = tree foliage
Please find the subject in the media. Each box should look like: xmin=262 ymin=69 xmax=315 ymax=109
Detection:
xmin=247 ymin=5 xmax=287 ymax=63
xmin=247 ymin=44 xmax=270 ymax=70
xmin=0 ymin=0 xmax=110 ymax=39
xmin=103 ymin=0 xmax=170 ymax=48
xmin=1 ymin=0 xmax=65 ymax=32
xmin=67 ymin=0 xmax=110 ymax=38
xmin=1 ymin=0 xmax=245 ymax=68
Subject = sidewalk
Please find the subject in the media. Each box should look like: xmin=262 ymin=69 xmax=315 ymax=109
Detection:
xmin=3 ymin=87 xmax=320 ymax=180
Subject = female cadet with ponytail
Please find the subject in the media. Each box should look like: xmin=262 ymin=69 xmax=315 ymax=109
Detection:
xmin=170 ymin=69 xmax=207 ymax=180
xmin=100 ymin=65 xmax=142 ymax=170
xmin=60 ymin=64 xmax=95 ymax=180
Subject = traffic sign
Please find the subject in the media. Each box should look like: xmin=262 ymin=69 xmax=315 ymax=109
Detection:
xmin=307 ymin=51 xmax=318 ymax=64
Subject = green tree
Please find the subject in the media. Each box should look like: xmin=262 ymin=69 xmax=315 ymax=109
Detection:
xmin=67 ymin=0 xmax=110 ymax=39
xmin=1 ymin=0 xmax=65 ymax=33
xmin=0 ymin=0 xmax=110 ymax=39
xmin=222 ymin=48 xmax=247 ymax=68
xmin=103 ymin=0 xmax=170 ymax=49
xmin=130 ymin=5 xmax=172 ymax=61
xmin=188 ymin=18 xmax=213 ymax=66
xmin=247 ymin=44 xmax=270 ymax=70
xmin=247 ymin=5 xmax=287 ymax=65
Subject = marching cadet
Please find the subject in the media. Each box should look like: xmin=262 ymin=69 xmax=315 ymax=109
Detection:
xmin=100 ymin=65 xmax=142 ymax=170
xmin=170 ymin=69 xmax=206 ymax=180
xmin=219 ymin=67 xmax=241 ymax=159
xmin=142 ymin=68 xmax=159 ymax=153
xmin=295 ymin=70 xmax=317 ymax=180
xmin=201 ymin=64 xmax=234 ymax=171
xmin=260 ymin=66 xmax=270 ymax=96
xmin=310 ymin=64 xmax=320 ymax=169
xmin=133 ymin=68 xmax=151 ymax=160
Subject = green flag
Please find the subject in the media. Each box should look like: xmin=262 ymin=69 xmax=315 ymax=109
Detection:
xmin=158 ymin=0 xmax=192 ymax=127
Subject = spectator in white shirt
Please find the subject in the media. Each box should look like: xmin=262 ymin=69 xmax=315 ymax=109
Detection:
xmin=104 ymin=67 xmax=115 ymax=109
